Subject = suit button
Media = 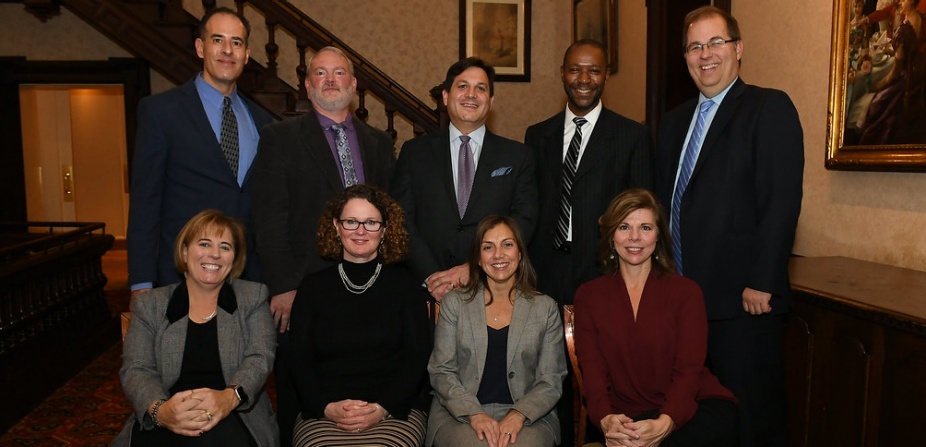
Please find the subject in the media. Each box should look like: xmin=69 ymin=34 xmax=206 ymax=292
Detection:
xmin=508 ymin=371 xmax=515 ymax=379
xmin=457 ymin=225 xmax=464 ymax=232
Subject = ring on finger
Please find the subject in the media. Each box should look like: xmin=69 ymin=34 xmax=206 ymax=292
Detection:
xmin=205 ymin=411 xmax=213 ymax=422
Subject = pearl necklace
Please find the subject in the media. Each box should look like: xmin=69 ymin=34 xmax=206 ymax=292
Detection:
xmin=338 ymin=262 xmax=382 ymax=294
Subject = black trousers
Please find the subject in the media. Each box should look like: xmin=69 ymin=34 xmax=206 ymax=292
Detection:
xmin=707 ymin=314 xmax=787 ymax=447
xmin=633 ymin=399 xmax=737 ymax=447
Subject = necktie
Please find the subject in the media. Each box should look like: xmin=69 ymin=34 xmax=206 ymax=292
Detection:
xmin=671 ymin=99 xmax=714 ymax=274
xmin=553 ymin=117 xmax=587 ymax=250
xmin=457 ymin=135 xmax=475 ymax=217
xmin=220 ymin=96 xmax=239 ymax=177
xmin=331 ymin=123 xmax=358 ymax=187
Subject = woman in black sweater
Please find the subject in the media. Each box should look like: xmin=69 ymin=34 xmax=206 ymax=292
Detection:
xmin=289 ymin=184 xmax=431 ymax=447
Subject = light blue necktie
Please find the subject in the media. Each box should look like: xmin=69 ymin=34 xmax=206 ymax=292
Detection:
xmin=671 ymin=99 xmax=714 ymax=274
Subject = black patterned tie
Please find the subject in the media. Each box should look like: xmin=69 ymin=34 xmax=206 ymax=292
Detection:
xmin=331 ymin=123 xmax=358 ymax=187
xmin=554 ymin=117 xmax=587 ymax=249
xmin=220 ymin=96 xmax=239 ymax=177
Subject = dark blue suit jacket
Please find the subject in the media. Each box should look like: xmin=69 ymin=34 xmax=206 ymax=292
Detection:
xmin=127 ymin=78 xmax=275 ymax=287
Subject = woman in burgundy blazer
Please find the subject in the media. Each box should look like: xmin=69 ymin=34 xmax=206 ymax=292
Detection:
xmin=574 ymin=189 xmax=736 ymax=447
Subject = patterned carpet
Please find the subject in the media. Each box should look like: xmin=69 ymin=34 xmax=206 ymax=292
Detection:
xmin=0 ymin=341 xmax=132 ymax=446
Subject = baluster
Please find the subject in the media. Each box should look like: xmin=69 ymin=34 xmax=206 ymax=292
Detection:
xmin=201 ymin=0 xmax=216 ymax=11
xmin=234 ymin=0 xmax=245 ymax=16
xmin=264 ymin=20 xmax=279 ymax=77
xmin=294 ymin=42 xmax=310 ymax=113
xmin=355 ymin=88 xmax=369 ymax=123
xmin=385 ymin=106 xmax=397 ymax=143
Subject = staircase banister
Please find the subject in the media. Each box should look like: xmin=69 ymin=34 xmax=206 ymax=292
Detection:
xmin=244 ymin=0 xmax=440 ymax=133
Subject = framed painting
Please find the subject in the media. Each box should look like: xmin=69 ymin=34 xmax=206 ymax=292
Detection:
xmin=574 ymin=0 xmax=618 ymax=73
xmin=460 ymin=0 xmax=531 ymax=82
xmin=826 ymin=0 xmax=926 ymax=171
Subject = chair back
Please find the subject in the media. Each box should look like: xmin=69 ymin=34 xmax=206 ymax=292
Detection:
xmin=121 ymin=311 xmax=132 ymax=342
xmin=563 ymin=304 xmax=589 ymax=446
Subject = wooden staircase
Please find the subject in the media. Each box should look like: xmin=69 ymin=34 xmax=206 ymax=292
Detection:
xmin=38 ymin=0 xmax=443 ymax=140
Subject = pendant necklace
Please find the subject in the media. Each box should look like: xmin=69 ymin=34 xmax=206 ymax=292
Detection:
xmin=339 ymin=262 xmax=382 ymax=294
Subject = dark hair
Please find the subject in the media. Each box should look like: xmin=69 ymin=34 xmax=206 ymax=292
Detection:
xmin=173 ymin=209 xmax=247 ymax=279
xmin=442 ymin=57 xmax=496 ymax=97
xmin=316 ymin=184 xmax=408 ymax=264
xmin=597 ymin=189 xmax=676 ymax=276
xmin=462 ymin=215 xmax=538 ymax=305
xmin=197 ymin=7 xmax=251 ymax=45
xmin=562 ymin=38 xmax=608 ymax=68
xmin=682 ymin=6 xmax=741 ymax=50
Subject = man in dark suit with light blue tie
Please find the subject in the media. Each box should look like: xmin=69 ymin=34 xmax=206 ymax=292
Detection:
xmin=127 ymin=7 xmax=274 ymax=295
xmin=393 ymin=58 xmax=538 ymax=301
xmin=654 ymin=7 xmax=803 ymax=446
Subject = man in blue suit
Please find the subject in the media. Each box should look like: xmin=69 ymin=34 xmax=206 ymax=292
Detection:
xmin=127 ymin=7 xmax=274 ymax=295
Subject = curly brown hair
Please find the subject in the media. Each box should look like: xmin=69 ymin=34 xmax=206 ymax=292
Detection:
xmin=173 ymin=209 xmax=247 ymax=279
xmin=597 ymin=188 xmax=676 ymax=276
xmin=316 ymin=185 xmax=408 ymax=264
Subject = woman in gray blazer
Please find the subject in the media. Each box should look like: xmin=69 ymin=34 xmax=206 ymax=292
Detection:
xmin=427 ymin=215 xmax=567 ymax=447
xmin=114 ymin=210 xmax=278 ymax=447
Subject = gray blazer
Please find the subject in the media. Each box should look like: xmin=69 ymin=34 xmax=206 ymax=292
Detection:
xmin=113 ymin=279 xmax=278 ymax=447
xmin=426 ymin=287 xmax=566 ymax=446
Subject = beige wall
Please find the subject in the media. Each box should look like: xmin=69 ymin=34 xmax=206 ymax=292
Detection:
xmin=5 ymin=1 xmax=926 ymax=272
xmin=735 ymin=1 xmax=926 ymax=271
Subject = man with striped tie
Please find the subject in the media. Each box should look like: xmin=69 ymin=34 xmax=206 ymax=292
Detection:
xmin=653 ymin=7 xmax=803 ymax=446
xmin=524 ymin=39 xmax=652 ymax=446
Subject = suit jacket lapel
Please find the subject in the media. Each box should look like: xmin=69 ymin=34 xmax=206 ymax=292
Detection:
xmin=574 ymin=117 xmax=611 ymax=180
xmin=669 ymin=100 xmax=698 ymax=183
xmin=301 ymin=112 xmax=344 ymax=191
xmin=691 ymin=79 xmax=745 ymax=180
xmin=435 ymin=131 xmax=460 ymax=212
xmin=506 ymin=291 xmax=531 ymax=370
xmin=542 ymin=116 xmax=567 ymax=192
xmin=468 ymin=287 xmax=489 ymax=379
xmin=466 ymin=132 xmax=502 ymax=217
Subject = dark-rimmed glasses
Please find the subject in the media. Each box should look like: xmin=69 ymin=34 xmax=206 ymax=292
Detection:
xmin=337 ymin=218 xmax=383 ymax=232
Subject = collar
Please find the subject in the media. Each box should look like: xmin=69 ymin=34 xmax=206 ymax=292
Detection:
xmin=316 ymin=111 xmax=355 ymax=131
xmin=449 ymin=123 xmax=487 ymax=147
xmin=166 ymin=281 xmax=239 ymax=323
xmin=564 ymin=100 xmax=604 ymax=129
xmin=194 ymin=72 xmax=240 ymax=106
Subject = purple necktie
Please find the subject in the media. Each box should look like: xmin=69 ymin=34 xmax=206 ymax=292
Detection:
xmin=457 ymin=135 xmax=475 ymax=217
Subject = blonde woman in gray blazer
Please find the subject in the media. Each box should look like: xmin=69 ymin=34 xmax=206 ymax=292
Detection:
xmin=427 ymin=215 xmax=566 ymax=447
xmin=114 ymin=210 xmax=278 ymax=447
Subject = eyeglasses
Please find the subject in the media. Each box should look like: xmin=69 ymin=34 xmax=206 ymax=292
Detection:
xmin=337 ymin=218 xmax=383 ymax=232
xmin=685 ymin=38 xmax=738 ymax=55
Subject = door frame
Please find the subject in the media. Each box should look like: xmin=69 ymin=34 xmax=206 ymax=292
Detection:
xmin=0 ymin=57 xmax=149 ymax=221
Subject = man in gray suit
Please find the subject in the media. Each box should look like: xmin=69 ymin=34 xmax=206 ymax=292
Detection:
xmin=250 ymin=46 xmax=395 ymax=446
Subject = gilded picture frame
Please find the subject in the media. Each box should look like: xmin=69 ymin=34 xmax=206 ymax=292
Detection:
xmin=826 ymin=0 xmax=926 ymax=171
xmin=460 ymin=0 xmax=531 ymax=82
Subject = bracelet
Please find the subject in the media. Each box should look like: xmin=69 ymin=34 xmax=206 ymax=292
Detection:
xmin=150 ymin=399 xmax=167 ymax=428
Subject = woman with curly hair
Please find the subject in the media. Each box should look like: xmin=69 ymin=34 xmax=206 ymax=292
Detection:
xmin=289 ymin=184 xmax=432 ymax=446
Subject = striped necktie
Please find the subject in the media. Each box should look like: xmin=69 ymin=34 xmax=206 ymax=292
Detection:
xmin=671 ymin=99 xmax=714 ymax=274
xmin=553 ymin=117 xmax=587 ymax=250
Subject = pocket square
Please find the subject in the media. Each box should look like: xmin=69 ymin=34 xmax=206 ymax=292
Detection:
xmin=491 ymin=167 xmax=513 ymax=177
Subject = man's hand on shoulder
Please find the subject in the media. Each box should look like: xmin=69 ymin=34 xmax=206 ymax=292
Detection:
xmin=425 ymin=264 xmax=471 ymax=302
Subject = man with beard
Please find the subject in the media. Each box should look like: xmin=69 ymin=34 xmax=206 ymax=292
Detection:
xmin=250 ymin=45 xmax=395 ymax=446
xmin=523 ymin=39 xmax=652 ymax=445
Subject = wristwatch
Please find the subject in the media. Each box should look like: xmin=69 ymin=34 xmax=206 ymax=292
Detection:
xmin=228 ymin=384 xmax=249 ymax=405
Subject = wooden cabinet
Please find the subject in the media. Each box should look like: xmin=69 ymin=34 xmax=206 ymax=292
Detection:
xmin=784 ymin=257 xmax=926 ymax=446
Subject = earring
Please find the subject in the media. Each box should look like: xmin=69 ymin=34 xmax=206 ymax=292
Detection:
xmin=609 ymin=253 xmax=616 ymax=260
xmin=654 ymin=253 xmax=659 ymax=260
